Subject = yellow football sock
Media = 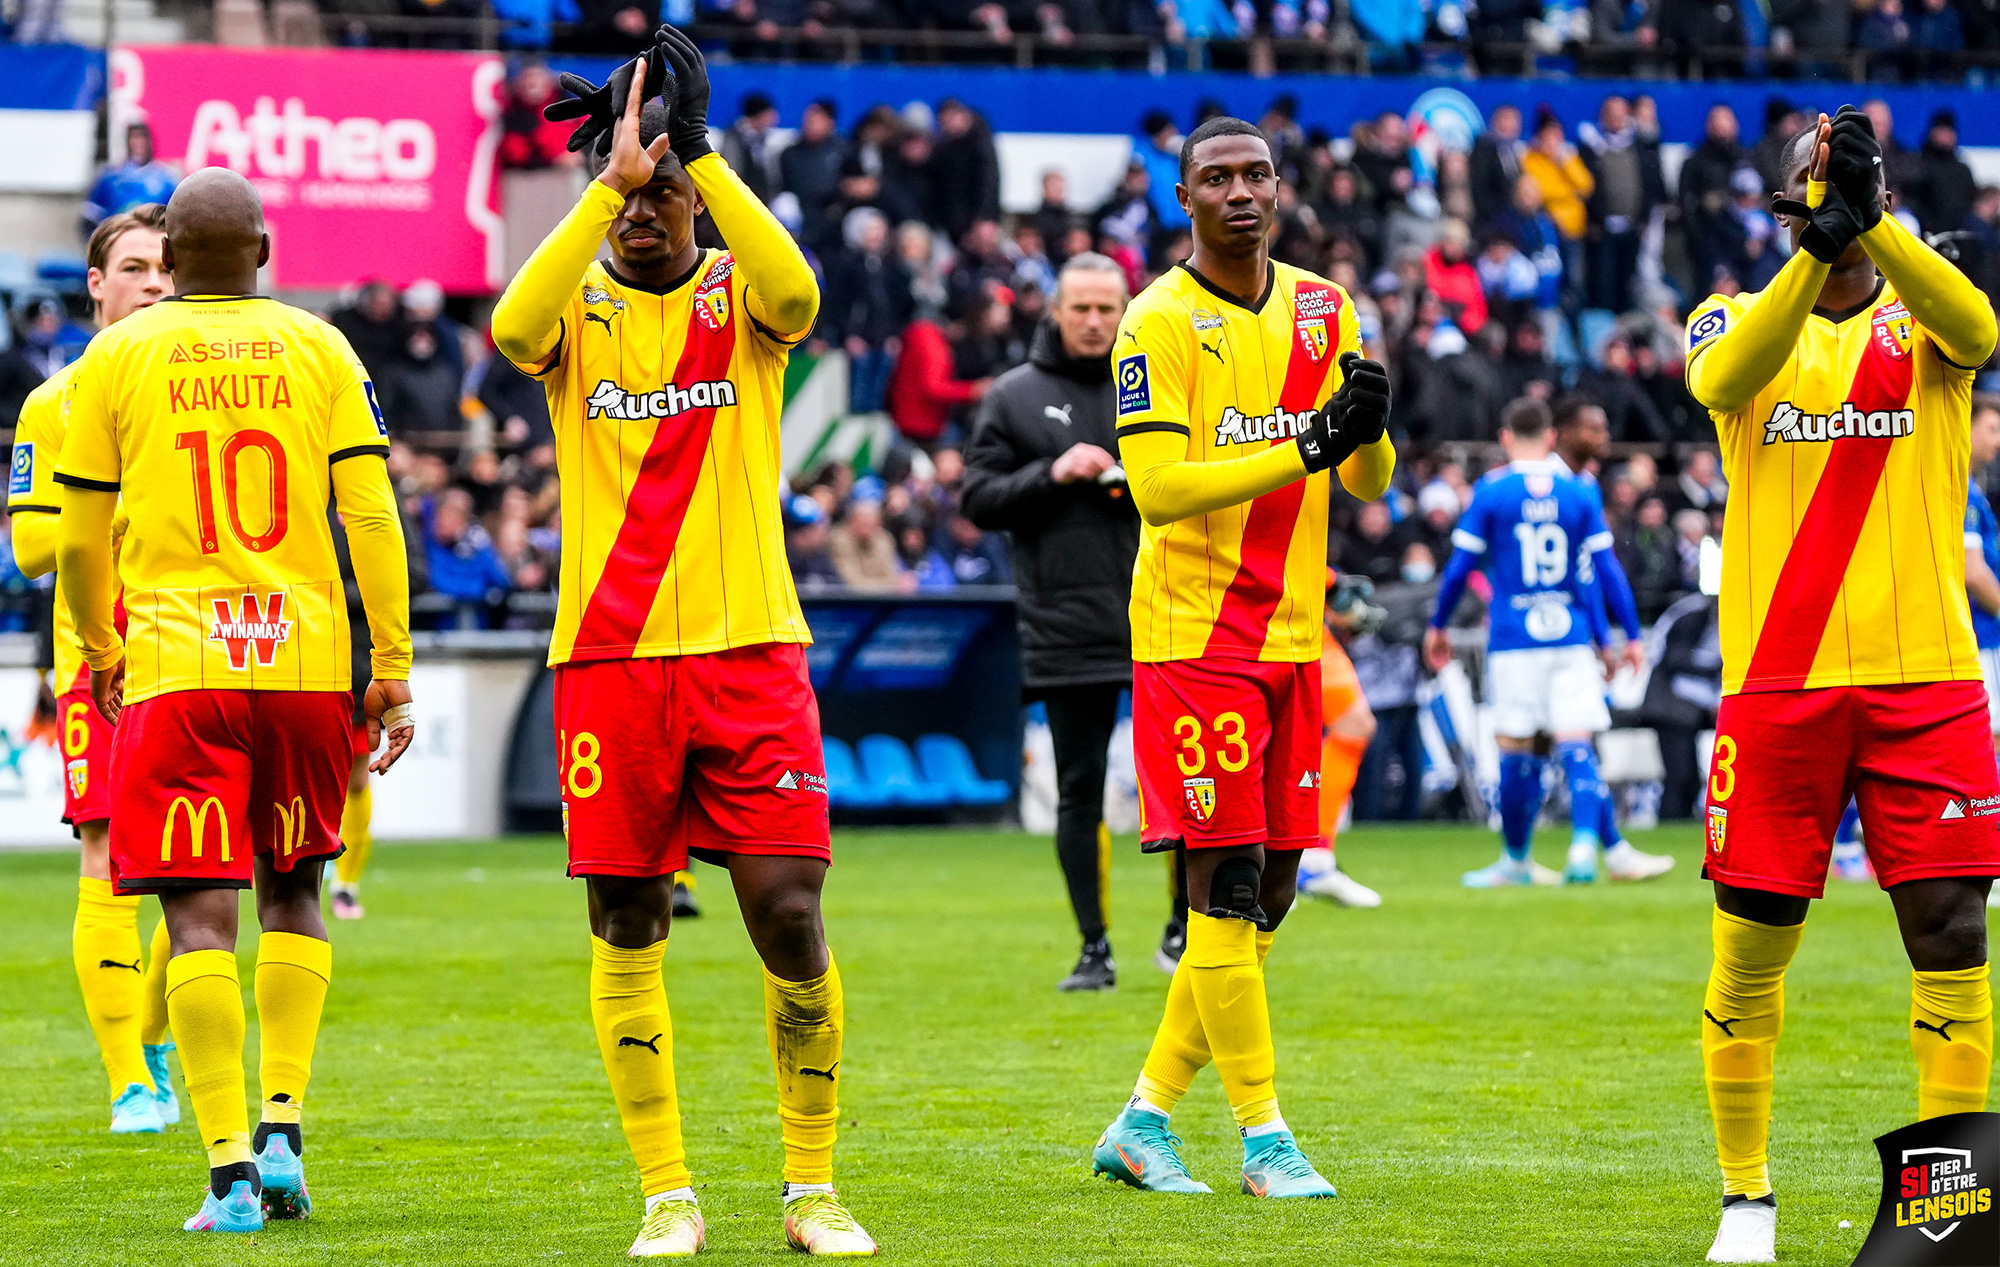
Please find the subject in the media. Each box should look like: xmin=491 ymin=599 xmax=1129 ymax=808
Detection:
xmin=765 ymin=960 xmax=844 ymax=1186
xmin=1913 ymin=964 xmax=1993 ymax=1119
xmin=1703 ymin=907 xmax=1803 ymax=1199
xmin=73 ymin=877 xmax=151 ymax=1097
xmin=256 ymin=932 xmax=331 ymax=1126
xmin=140 ymin=916 xmax=171 ymax=1047
xmin=1182 ymin=911 xmax=1280 ymax=1130
xmin=335 ymin=781 xmax=372 ymax=886
xmin=591 ymin=937 xmax=690 ymax=1196
xmin=1097 ymin=822 xmax=1113 ymax=933
xmin=167 ymin=950 xmax=251 ymax=1169
xmin=1134 ymin=929 xmax=1275 ymax=1112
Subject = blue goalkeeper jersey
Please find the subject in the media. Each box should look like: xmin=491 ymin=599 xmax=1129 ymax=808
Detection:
xmin=1430 ymin=456 xmax=1611 ymax=653
xmin=1968 ymin=481 xmax=2000 ymax=650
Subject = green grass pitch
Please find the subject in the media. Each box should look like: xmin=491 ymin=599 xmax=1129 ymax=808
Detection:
xmin=0 ymin=825 xmax=1932 ymax=1264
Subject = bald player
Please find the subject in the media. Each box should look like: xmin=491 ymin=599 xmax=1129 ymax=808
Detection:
xmin=57 ymin=168 xmax=417 ymax=1234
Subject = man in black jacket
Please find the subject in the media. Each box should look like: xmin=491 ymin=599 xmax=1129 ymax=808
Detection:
xmin=962 ymin=252 xmax=1164 ymax=991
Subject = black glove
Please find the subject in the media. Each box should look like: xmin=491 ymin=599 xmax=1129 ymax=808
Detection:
xmin=543 ymin=46 xmax=671 ymax=158
xmin=1295 ymin=353 xmax=1391 ymax=474
xmin=1795 ymin=179 xmax=1873 ymax=265
xmin=654 ymin=24 xmax=715 ymax=165
xmin=1826 ymin=104 xmax=1884 ymax=233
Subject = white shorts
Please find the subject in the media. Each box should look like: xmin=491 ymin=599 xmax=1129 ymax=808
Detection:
xmin=1487 ymin=645 xmax=1612 ymax=739
xmin=1983 ymin=647 xmax=2000 ymax=733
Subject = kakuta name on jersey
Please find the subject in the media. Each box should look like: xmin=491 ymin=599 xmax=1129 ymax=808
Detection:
xmin=585 ymin=378 xmax=738 ymax=421
xmin=168 ymin=373 xmax=294 ymax=414
xmin=1763 ymin=400 xmax=1915 ymax=445
xmin=1216 ymin=404 xmax=1312 ymax=446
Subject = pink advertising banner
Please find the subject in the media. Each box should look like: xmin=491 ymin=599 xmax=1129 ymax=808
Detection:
xmin=109 ymin=45 xmax=505 ymax=293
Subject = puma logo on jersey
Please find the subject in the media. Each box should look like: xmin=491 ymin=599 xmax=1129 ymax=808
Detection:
xmin=1762 ymin=400 xmax=1914 ymax=445
xmin=1044 ymin=403 xmax=1073 ymax=426
xmin=1214 ymin=405 xmax=1311 ymax=447
xmin=583 ymin=311 xmax=617 ymax=333
xmin=584 ymin=378 xmax=738 ymax=421
xmin=1201 ymin=342 xmax=1224 ymax=363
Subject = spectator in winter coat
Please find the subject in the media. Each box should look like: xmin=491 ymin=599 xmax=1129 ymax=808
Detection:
xmin=781 ymin=99 xmax=849 ymax=252
xmin=1908 ymin=110 xmax=1978 ymax=238
xmin=423 ymin=489 xmax=513 ymax=629
xmin=879 ymin=129 xmax=941 ymax=229
xmin=1581 ymin=337 xmax=1670 ymax=443
xmin=887 ymin=317 xmax=989 ymax=446
xmin=934 ymin=100 xmax=1003 ymax=242
xmin=720 ymin=92 xmax=781 ymax=205
xmin=1423 ymin=219 xmax=1488 ymax=336
xmin=1678 ymin=104 xmax=1755 ymax=298
xmin=1580 ymin=95 xmax=1664 ymax=311
xmin=939 ymin=513 xmax=1011 ymax=585
xmin=498 ymin=62 xmax=582 ymax=169
xmin=81 ymin=123 xmax=179 ymax=237
xmin=1470 ymin=104 xmax=1525 ymax=230
xmin=1494 ymin=175 xmax=1565 ymax=312
xmin=1352 ymin=111 xmax=1416 ymax=216
xmin=331 ymin=281 xmax=406 ymax=384
xmin=830 ymin=499 xmax=904 ymax=591
xmin=1520 ymin=110 xmax=1593 ymax=244
xmin=822 ymin=207 xmax=915 ymax=413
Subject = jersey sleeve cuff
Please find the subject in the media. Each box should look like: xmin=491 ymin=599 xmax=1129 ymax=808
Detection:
xmin=1116 ymin=420 xmax=1191 ymax=438
xmin=53 ymin=472 xmax=119 ymax=492
xmin=369 ymin=653 xmax=413 ymax=681
xmin=330 ymin=444 xmax=392 ymax=465
xmin=6 ymin=502 xmax=59 ymax=514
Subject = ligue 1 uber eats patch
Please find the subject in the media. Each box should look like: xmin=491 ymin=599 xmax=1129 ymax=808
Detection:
xmin=1853 ymin=1112 xmax=2000 ymax=1266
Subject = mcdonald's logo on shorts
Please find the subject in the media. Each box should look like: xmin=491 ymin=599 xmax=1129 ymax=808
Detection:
xmin=271 ymin=796 xmax=308 ymax=857
xmin=161 ymin=796 xmax=231 ymax=863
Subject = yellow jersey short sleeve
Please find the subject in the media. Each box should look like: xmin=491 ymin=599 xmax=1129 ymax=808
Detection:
xmin=1705 ymin=279 xmax=1979 ymax=694
xmin=54 ymin=296 xmax=387 ymax=704
xmin=1118 ymin=262 xmax=1350 ymax=664
xmin=523 ymin=250 xmax=810 ymax=666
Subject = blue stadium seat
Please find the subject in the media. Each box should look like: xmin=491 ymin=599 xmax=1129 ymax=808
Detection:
xmin=856 ymin=734 xmax=953 ymax=808
xmin=915 ymin=734 xmax=1010 ymax=807
xmin=821 ymin=736 xmax=890 ymax=810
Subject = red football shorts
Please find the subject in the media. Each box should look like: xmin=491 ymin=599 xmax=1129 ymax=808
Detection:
xmin=58 ymin=666 xmax=114 ymax=827
xmin=107 ymin=689 xmax=352 ymax=895
xmin=1134 ymin=656 xmax=1322 ymax=853
xmin=1704 ymin=681 xmax=2000 ymax=898
xmin=554 ymin=642 xmax=831 ymax=878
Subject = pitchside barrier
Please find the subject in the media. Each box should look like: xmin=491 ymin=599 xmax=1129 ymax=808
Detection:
xmin=0 ymin=592 xmax=1023 ymax=847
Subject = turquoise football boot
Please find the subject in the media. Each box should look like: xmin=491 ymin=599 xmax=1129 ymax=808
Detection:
xmin=1092 ymin=1107 xmax=1211 ymax=1194
xmin=110 ymin=1081 xmax=164 ymax=1134
xmin=184 ymin=1179 xmax=264 ymax=1232
xmin=144 ymin=1042 xmax=180 ymax=1125
xmin=1461 ymin=855 xmax=1534 ymax=889
xmin=255 ymin=1126 xmax=311 ymax=1220
xmin=1240 ymin=1131 xmax=1337 ymax=1198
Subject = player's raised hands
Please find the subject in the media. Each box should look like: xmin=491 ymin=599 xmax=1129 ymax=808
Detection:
xmin=544 ymin=45 xmax=670 ymax=158
xmin=363 ymin=678 xmax=417 ymax=774
xmin=596 ymin=57 xmax=678 ymax=198
xmin=654 ymin=24 xmax=716 ymax=165
xmin=1827 ymin=104 xmax=1885 ymax=230
xmin=1334 ymin=351 xmax=1391 ymax=444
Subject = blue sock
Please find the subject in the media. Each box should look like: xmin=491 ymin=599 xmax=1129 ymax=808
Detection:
xmin=1596 ymin=783 xmax=1623 ymax=849
xmin=1498 ymin=753 xmax=1545 ymax=863
xmin=1557 ymin=740 xmax=1605 ymax=850
xmin=1835 ymin=800 xmax=1861 ymax=845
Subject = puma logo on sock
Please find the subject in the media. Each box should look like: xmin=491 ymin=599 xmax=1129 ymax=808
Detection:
xmin=618 ymin=1033 xmax=663 ymax=1054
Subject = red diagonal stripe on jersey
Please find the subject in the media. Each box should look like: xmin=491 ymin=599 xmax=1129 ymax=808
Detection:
xmin=1738 ymin=314 xmax=1915 ymax=691
xmin=570 ymin=264 xmax=739 ymax=659
xmin=1201 ymin=282 xmax=1339 ymax=657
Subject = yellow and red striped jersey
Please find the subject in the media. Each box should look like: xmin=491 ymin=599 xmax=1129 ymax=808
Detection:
xmin=55 ymin=296 xmax=408 ymax=704
xmin=506 ymin=246 xmax=810 ymax=666
xmin=1115 ymin=261 xmax=1360 ymax=664
xmin=1689 ymin=278 xmax=1981 ymax=694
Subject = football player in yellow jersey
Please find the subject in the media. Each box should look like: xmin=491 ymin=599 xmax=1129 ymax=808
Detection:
xmin=1088 ymin=117 xmax=1394 ymax=1200
xmin=1685 ymin=110 xmax=2000 ymax=1263
xmin=9 ymin=204 xmax=183 ymax=1136
xmin=55 ymin=168 xmax=417 ymax=1235
xmin=490 ymin=35 xmax=874 ymax=1258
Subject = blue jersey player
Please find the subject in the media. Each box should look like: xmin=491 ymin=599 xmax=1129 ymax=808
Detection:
xmin=1424 ymin=400 xmax=1654 ymax=887
xmin=1966 ymin=400 xmax=2000 ymax=768
xmin=1550 ymin=397 xmax=1676 ymax=884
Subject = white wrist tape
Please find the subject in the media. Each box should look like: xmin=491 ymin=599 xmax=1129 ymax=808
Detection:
xmin=380 ymin=702 xmax=415 ymax=734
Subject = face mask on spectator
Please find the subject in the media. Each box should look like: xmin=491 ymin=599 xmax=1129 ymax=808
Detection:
xmin=1402 ymin=560 xmax=1437 ymax=584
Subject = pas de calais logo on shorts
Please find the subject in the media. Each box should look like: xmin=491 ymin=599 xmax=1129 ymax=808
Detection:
xmin=209 ymin=591 xmax=292 ymax=671
xmin=1852 ymin=1112 xmax=2000 ymax=1266
xmin=1116 ymin=353 xmax=1151 ymax=417
xmin=1183 ymin=776 xmax=1216 ymax=824
xmin=775 ymin=769 xmax=828 ymax=796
